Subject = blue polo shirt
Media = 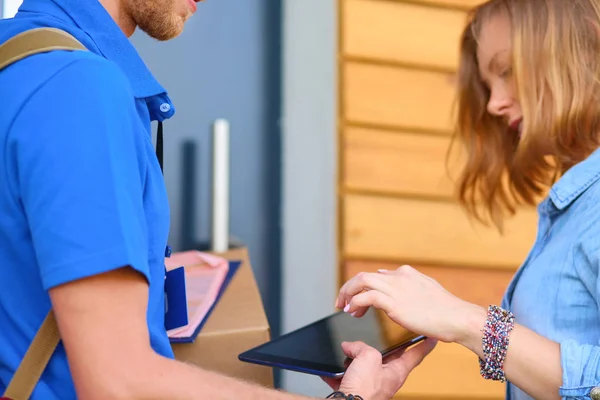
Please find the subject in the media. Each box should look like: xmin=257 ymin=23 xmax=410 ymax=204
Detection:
xmin=0 ymin=0 xmax=176 ymax=398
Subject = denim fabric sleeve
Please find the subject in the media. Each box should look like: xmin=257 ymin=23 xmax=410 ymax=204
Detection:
xmin=558 ymin=234 xmax=600 ymax=399
xmin=559 ymin=340 xmax=600 ymax=399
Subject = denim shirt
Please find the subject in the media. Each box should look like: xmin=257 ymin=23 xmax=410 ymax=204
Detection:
xmin=502 ymin=148 xmax=600 ymax=400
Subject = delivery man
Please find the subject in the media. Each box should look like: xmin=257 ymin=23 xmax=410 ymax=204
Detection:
xmin=0 ymin=0 xmax=437 ymax=399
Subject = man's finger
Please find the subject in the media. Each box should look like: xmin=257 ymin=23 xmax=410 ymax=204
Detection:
xmin=340 ymin=341 xmax=365 ymax=358
xmin=386 ymin=337 xmax=437 ymax=374
xmin=381 ymin=347 xmax=406 ymax=364
xmin=320 ymin=376 xmax=341 ymax=391
xmin=341 ymin=341 xmax=382 ymax=362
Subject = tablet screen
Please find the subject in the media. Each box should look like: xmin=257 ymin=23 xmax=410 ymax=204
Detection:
xmin=239 ymin=308 xmax=423 ymax=376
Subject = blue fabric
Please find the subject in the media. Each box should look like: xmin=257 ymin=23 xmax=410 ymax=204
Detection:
xmin=0 ymin=1 xmax=176 ymax=398
xmin=503 ymin=148 xmax=600 ymax=400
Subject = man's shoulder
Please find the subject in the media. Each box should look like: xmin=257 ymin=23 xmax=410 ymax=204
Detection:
xmin=8 ymin=50 xmax=130 ymax=92
xmin=0 ymin=21 xmax=132 ymax=105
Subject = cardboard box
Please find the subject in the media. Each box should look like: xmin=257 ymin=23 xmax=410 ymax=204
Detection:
xmin=171 ymin=247 xmax=273 ymax=387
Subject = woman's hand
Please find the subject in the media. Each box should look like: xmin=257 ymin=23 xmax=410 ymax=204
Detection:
xmin=323 ymin=338 xmax=437 ymax=400
xmin=334 ymin=266 xmax=486 ymax=344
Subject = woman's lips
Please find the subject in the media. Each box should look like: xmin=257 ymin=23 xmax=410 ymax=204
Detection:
xmin=509 ymin=118 xmax=523 ymax=136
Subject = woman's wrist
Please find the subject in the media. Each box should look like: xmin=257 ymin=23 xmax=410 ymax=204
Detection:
xmin=478 ymin=305 xmax=515 ymax=382
xmin=454 ymin=303 xmax=487 ymax=356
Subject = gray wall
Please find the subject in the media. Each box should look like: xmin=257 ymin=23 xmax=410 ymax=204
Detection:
xmin=131 ymin=0 xmax=282 ymax=335
xmin=281 ymin=0 xmax=338 ymax=395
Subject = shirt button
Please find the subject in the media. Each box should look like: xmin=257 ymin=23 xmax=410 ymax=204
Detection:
xmin=590 ymin=387 xmax=600 ymax=400
xmin=159 ymin=103 xmax=171 ymax=113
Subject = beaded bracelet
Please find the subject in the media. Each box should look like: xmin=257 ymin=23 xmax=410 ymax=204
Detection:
xmin=478 ymin=305 xmax=515 ymax=382
xmin=326 ymin=391 xmax=364 ymax=400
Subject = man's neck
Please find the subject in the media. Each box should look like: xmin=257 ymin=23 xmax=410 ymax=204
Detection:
xmin=98 ymin=0 xmax=136 ymax=37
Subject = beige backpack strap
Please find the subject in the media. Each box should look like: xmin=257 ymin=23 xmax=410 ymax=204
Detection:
xmin=0 ymin=27 xmax=85 ymax=400
xmin=0 ymin=27 xmax=86 ymax=71
xmin=3 ymin=312 xmax=60 ymax=400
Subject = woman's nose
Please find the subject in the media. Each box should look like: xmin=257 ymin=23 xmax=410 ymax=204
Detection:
xmin=487 ymin=92 xmax=512 ymax=117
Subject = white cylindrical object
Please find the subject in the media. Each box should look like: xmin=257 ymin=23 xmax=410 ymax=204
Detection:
xmin=211 ymin=119 xmax=230 ymax=253
xmin=2 ymin=0 xmax=22 ymax=18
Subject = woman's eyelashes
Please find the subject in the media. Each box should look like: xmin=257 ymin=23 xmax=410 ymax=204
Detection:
xmin=499 ymin=66 xmax=513 ymax=79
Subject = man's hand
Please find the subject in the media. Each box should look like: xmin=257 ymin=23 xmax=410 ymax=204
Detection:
xmin=323 ymin=338 xmax=437 ymax=400
xmin=49 ymin=266 xmax=370 ymax=400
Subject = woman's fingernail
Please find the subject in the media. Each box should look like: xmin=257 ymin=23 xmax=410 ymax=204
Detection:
xmin=351 ymin=311 xmax=357 ymax=317
xmin=343 ymin=304 xmax=350 ymax=313
xmin=378 ymin=269 xmax=388 ymax=273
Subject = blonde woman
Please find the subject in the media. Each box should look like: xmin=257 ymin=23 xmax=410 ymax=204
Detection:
xmin=336 ymin=0 xmax=600 ymax=399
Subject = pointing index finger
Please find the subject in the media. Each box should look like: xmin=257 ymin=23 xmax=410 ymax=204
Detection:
xmin=340 ymin=272 xmax=393 ymax=309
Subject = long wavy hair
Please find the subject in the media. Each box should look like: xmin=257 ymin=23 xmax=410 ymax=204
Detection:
xmin=452 ymin=0 xmax=600 ymax=231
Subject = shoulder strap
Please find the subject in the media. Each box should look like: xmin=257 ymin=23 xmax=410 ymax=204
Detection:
xmin=0 ymin=27 xmax=85 ymax=400
xmin=0 ymin=27 xmax=86 ymax=72
xmin=3 ymin=312 xmax=60 ymax=400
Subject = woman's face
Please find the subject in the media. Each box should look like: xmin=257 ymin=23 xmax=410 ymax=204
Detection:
xmin=476 ymin=14 xmax=523 ymax=137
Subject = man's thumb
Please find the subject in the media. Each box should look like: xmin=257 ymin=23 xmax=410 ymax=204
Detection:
xmin=400 ymin=337 xmax=438 ymax=370
xmin=341 ymin=341 xmax=382 ymax=362
xmin=342 ymin=342 xmax=370 ymax=358
xmin=341 ymin=341 xmax=368 ymax=359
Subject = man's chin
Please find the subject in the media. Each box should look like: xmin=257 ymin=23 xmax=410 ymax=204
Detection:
xmin=140 ymin=21 xmax=185 ymax=41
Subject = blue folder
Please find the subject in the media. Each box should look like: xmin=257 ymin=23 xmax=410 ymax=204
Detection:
xmin=169 ymin=260 xmax=242 ymax=344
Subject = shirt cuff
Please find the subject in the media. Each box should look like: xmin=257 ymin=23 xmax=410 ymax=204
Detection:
xmin=559 ymin=339 xmax=600 ymax=399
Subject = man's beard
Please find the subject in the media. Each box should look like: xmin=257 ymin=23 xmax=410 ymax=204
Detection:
xmin=126 ymin=0 xmax=190 ymax=41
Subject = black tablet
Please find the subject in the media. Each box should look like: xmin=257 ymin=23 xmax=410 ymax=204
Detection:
xmin=238 ymin=308 xmax=425 ymax=378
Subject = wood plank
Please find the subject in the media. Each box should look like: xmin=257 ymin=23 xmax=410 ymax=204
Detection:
xmin=342 ymin=127 xmax=550 ymax=202
xmin=401 ymin=341 xmax=505 ymax=398
xmin=343 ymin=0 xmax=467 ymax=70
xmin=343 ymin=260 xmax=509 ymax=399
xmin=343 ymin=128 xmax=460 ymax=197
xmin=343 ymin=62 xmax=456 ymax=133
xmin=343 ymin=194 xmax=538 ymax=269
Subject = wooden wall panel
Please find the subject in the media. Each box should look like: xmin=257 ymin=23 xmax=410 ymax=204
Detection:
xmin=344 ymin=62 xmax=456 ymax=132
xmin=343 ymin=0 xmax=467 ymax=70
xmin=401 ymin=341 xmax=505 ymax=398
xmin=343 ymin=194 xmax=537 ymax=269
xmin=343 ymin=128 xmax=459 ymax=197
xmin=343 ymin=127 xmax=548 ymax=202
xmin=339 ymin=0 xmax=509 ymax=398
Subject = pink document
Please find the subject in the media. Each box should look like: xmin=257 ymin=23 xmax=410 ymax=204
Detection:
xmin=165 ymin=251 xmax=229 ymax=339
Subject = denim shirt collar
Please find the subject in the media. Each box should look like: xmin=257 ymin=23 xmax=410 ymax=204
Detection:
xmin=17 ymin=0 xmax=173 ymax=106
xmin=549 ymin=147 xmax=600 ymax=210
